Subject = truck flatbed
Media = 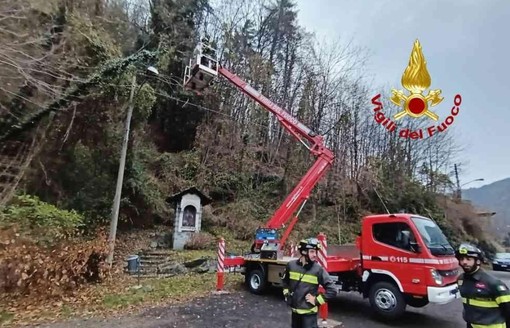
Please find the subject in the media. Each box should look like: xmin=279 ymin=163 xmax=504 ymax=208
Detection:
xmin=225 ymin=244 xmax=361 ymax=273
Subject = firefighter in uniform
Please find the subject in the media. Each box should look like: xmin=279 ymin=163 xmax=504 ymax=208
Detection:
xmin=456 ymin=243 xmax=510 ymax=328
xmin=281 ymin=238 xmax=336 ymax=328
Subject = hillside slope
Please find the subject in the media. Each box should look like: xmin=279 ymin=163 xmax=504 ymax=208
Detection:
xmin=463 ymin=177 xmax=510 ymax=239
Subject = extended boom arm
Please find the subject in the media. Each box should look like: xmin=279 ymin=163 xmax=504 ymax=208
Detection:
xmin=218 ymin=67 xmax=334 ymax=230
xmin=183 ymin=42 xmax=335 ymax=253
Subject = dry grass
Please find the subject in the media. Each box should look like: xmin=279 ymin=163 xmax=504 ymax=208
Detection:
xmin=0 ymin=225 xmax=246 ymax=327
xmin=0 ymin=271 xmax=245 ymax=327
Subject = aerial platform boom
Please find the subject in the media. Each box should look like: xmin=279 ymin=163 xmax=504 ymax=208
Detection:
xmin=183 ymin=40 xmax=334 ymax=257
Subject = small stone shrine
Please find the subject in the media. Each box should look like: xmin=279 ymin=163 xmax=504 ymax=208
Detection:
xmin=166 ymin=187 xmax=212 ymax=250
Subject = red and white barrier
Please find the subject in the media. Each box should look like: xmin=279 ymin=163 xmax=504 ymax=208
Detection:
xmin=216 ymin=237 xmax=225 ymax=291
xmin=317 ymin=232 xmax=328 ymax=323
xmin=290 ymin=241 xmax=297 ymax=257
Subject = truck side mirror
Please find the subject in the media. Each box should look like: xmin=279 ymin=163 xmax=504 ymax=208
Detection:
xmin=399 ymin=230 xmax=420 ymax=253
xmin=409 ymin=241 xmax=421 ymax=253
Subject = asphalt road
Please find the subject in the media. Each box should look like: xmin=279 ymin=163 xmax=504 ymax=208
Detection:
xmin=327 ymin=269 xmax=510 ymax=328
xmin=36 ymin=270 xmax=510 ymax=328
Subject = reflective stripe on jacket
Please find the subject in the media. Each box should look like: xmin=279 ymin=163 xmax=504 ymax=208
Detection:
xmin=281 ymin=259 xmax=336 ymax=314
xmin=459 ymin=268 xmax=510 ymax=327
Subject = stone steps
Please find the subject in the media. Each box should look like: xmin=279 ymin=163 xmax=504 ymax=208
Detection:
xmin=140 ymin=254 xmax=171 ymax=259
xmin=140 ymin=259 xmax=168 ymax=265
xmin=126 ymin=249 xmax=217 ymax=277
xmin=142 ymin=250 xmax=174 ymax=255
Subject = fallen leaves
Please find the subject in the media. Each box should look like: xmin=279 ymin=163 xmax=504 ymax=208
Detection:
xmin=0 ymin=225 xmax=112 ymax=326
xmin=0 ymin=225 xmax=246 ymax=327
xmin=0 ymin=227 xmax=110 ymax=297
xmin=0 ymin=264 xmax=245 ymax=326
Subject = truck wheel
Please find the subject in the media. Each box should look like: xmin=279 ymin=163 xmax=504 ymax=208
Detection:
xmin=245 ymin=269 xmax=267 ymax=295
xmin=369 ymin=281 xmax=406 ymax=320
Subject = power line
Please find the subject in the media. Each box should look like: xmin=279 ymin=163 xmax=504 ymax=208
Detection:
xmin=0 ymin=68 xmax=299 ymax=140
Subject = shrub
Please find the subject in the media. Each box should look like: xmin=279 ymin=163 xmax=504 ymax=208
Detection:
xmin=0 ymin=195 xmax=84 ymax=245
xmin=0 ymin=225 xmax=110 ymax=298
xmin=0 ymin=195 xmax=109 ymax=300
xmin=184 ymin=232 xmax=215 ymax=250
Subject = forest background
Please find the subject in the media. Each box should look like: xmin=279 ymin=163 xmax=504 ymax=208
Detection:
xmin=0 ymin=0 xmax=499 ymax=324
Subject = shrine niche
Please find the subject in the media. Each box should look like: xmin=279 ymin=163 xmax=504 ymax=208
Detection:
xmin=166 ymin=187 xmax=212 ymax=250
xmin=182 ymin=205 xmax=197 ymax=229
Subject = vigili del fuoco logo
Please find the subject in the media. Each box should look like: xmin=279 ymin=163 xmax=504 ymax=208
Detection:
xmin=371 ymin=39 xmax=462 ymax=139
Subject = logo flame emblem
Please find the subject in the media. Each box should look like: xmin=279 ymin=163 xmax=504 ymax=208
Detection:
xmin=391 ymin=40 xmax=443 ymax=121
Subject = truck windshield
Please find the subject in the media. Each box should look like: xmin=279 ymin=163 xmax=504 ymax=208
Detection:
xmin=411 ymin=216 xmax=454 ymax=256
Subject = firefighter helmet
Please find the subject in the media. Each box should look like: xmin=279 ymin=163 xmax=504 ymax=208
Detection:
xmin=455 ymin=243 xmax=483 ymax=261
xmin=298 ymin=238 xmax=321 ymax=254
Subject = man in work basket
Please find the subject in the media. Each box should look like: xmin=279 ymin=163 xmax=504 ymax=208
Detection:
xmin=281 ymin=238 xmax=336 ymax=328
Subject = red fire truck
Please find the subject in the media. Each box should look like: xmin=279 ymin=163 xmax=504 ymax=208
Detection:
xmin=183 ymin=40 xmax=461 ymax=320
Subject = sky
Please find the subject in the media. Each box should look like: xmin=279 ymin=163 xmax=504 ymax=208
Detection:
xmin=295 ymin=0 xmax=510 ymax=188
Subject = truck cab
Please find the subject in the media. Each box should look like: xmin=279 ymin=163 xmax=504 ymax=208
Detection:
xmin=357 ymin=213 xmax=461 ymax=318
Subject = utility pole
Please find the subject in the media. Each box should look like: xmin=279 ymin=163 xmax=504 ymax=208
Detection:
xmin=454 ymin=163 xmax=461 ymax=201
xmin=107 ymin=74 xmax=137 ymax=266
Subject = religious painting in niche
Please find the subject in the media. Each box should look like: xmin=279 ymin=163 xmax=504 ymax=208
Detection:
xmin=182 ymin=205 xmax=197 ymax=228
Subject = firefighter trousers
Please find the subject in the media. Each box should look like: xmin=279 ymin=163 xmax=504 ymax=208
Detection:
xmin=291 ymin=312 xmax=318 ymax=328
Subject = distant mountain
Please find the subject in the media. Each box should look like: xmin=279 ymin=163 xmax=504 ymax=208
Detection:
xmin=462 ymin=177 xmax=510 ymax=239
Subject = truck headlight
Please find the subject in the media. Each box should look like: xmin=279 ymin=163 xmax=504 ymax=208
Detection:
xmin=430 ymin=269 xmax=443 ymax=285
